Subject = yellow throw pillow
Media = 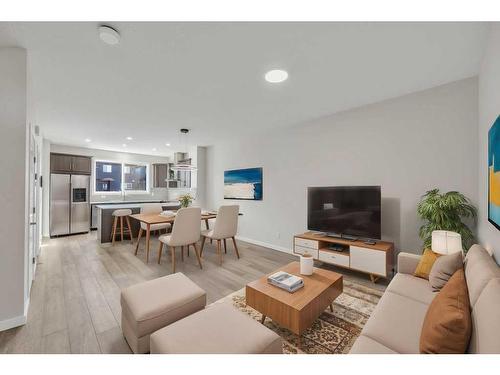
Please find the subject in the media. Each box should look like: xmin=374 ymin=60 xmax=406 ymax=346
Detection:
xmin=414 ymin=248 xmax=441 ymax=280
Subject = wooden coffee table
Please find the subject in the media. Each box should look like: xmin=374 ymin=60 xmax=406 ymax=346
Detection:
xmin=246 ymin=262 xmax=343 ymax=336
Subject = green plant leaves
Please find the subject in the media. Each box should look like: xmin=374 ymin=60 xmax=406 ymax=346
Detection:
xmin=417 ymin=189 xmax=477 ymax=251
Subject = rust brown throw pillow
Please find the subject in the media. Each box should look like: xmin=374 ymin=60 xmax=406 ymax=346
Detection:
xmin=420 ymin=268 xmax=472 ymax=354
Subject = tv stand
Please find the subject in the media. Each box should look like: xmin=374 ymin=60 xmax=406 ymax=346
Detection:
xmin=293 ymin=232 xmax=394 ymax=283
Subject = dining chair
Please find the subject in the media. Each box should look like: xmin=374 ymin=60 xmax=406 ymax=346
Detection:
xmin=135 ymin=203 xmax=171 ymax=258
xmin=200 ymin=205 xmax=240 ymax=265
xmin=157 ymin=207 xmax=203 ymax=273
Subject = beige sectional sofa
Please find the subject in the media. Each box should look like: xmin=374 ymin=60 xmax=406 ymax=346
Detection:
xmin=350 ymin=245 xmax=500 ymax=354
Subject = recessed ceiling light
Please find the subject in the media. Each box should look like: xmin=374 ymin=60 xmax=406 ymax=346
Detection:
xmin=152 ymin=148 xmax=157 ymax=152
xmin=84 ymin=138 xmax=92 ymax=143
xmin=98 ymin=25 xmax=120 ymax=45
xmin=126 ymin=136 xmax=133 ymax=141
xmin=265 ymin=69 xmax=288 ymax=83
xmin=122 ymin=143 xmax=127 ymax=147
xmin=165 ymin=143 xmax=171 ymax=147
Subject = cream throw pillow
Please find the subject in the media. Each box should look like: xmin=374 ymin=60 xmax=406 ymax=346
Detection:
xmin=428 ymin=251 xmax=463 ymax=291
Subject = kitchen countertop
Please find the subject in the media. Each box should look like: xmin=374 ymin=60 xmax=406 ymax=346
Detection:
xmin=91 ymin=199 xmax=173 ymax=205
xmin=95 ymin=202 xmax=180 ymax=210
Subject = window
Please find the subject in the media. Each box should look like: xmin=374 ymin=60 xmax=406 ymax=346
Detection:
xmin=95 ymin=161 xmax=122 ymax=192
xmin=94 ymin=160 xmax=149 ymax=193
xmin=124 ymin=164 xmax=147 ymax=191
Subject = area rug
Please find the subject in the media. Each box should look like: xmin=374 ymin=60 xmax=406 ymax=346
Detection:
xmin=214 ymin=280 xmax=384 ymax=354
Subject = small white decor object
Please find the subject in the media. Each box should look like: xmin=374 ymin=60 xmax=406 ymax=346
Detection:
xmin=431 ymin=230 xmax=462 ymax=255
xmin=300 ymin=252 xmax=314 ymax=275
xmin=160 ymin=210 xmax=176 ymax=217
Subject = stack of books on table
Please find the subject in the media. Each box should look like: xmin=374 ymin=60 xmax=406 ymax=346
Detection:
xmin=267 ymin=271 xmax=304 ymax=293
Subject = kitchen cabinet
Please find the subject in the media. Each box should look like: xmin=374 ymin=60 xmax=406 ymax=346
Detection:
xmin=50 ymin=153 xmax=91 ymax=175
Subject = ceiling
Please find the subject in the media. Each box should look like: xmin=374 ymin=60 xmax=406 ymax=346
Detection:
xmin=0 ymin=22 xmax=489 ymax=156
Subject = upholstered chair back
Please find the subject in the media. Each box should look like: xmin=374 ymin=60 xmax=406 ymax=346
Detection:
xmin=212 ymin=205 xmax=239 ymax=239
xmin=169 ymin=207 xmax=201 ymax=246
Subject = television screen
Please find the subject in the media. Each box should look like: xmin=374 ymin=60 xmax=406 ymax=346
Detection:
xmin=307 ymin=186 xmax=381 ymax=239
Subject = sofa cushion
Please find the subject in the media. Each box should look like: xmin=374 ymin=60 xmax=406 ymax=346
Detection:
xmin=464 ymin=245 xmax=500 ymax=306
xmin=121 ymin=273 xmax=206 ymax=337
xmin=429 ymin=251 xmax=464 ymax=291
xmin=150 ymin=302 xmax=282 ymax=354
xmin=419 ymin=268 xmax=471 ymax=354
xmin=468 ymin=278 xmax=500 ymax=353
xmin=361 ymin=291 xmax=429 ymax=353
xmin=414 ymin=249 xmax=441 ymax=280
xmin=386 ymin=273 xmax=437 ymax=305
xmin=350 ymin=334 xmax=398 ymax=354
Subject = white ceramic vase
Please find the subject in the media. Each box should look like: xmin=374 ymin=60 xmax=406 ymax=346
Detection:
xmin=300 ymin=254 xmax=314 ymax=275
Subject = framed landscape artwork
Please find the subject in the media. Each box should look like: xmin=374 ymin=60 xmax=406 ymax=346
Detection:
xmin=224 ymin=167 xmax=263 ymax=200
xmin=488 ymin=115 xmax=500 ymax=230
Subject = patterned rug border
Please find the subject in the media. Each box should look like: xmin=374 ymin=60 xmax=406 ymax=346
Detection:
xmin=211 ymin=280 xmax=384 ymax=354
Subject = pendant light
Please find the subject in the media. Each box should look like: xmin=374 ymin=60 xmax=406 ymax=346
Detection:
xmin=170 ymin=128 xmax=197 ymax=171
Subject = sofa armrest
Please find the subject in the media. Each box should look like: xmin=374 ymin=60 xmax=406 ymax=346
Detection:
xmin=397 ymin=252 xmax=422 ymax=275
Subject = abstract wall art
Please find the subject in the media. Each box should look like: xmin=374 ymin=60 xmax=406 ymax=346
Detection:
xmin=224 ymin=167 xmax=263 ymax=200
xmin=488 ymin=115 xmax=500 ymax=230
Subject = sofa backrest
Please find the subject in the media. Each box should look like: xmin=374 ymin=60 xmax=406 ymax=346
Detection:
xmin=464 ymin=244 xmax=500 ymax=353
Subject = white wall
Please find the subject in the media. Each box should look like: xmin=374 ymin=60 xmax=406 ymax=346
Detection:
xmin=206 ymin=78 xmax=478 ymax=255
xmin=0 ymin=48 xmax=28 ymax=329
xmin=478 ymin=24 xmax=500 ymax=263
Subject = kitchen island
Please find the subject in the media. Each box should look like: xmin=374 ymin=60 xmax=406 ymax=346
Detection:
xmin=95 ymin=201 xmax=181 ymax=244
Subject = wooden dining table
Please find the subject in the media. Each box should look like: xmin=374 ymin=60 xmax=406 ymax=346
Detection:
xmin=129 ymin=212 xmax=217 ymax=263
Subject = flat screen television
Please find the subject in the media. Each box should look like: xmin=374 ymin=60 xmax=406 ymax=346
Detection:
xmin=307 ymin=186 xmax=381 ymax=240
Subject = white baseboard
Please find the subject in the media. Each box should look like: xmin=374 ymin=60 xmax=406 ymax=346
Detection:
xmin=235 ymin=235 xmax=294 ymax=255
xmin=0 ymin=313 xmax=26 ymax=332
xmin=0 ymin=298 xmax=29 ymax=332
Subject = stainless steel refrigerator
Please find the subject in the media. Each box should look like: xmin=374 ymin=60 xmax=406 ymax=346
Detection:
xmin=50 ymin=174 xmax=90 ymax=236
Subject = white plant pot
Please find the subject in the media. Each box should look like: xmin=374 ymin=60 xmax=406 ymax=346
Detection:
xmin=300 ymin=255 xmax=314 ymax=275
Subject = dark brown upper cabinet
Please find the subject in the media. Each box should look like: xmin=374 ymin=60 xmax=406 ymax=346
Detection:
xmin=51 ymin=153 xmax=91 ymax=175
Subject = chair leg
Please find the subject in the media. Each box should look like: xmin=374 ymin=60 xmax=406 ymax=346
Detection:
xmin=111 ymin=217 xmax=118 ymax=245
xmin=223 ymin=238 xmax=227 ymax=254
xmin=171 ymin=246 xmax=176 ymax=273
xmin=217 ymin=240 xmax=223 ymax=266
xmin=120 ymin=217 xmax=124 ymax=242
xmin=126 ymin=217 xmax=134 ymax=242
xmin=187 ymin=245 xmax=190 ymax=257
xmin=135 ymin=228 xmax=143 ymax=255
xmin=157 ymin=242 xmax=163 ymax=264
xmin=200 ymin=236 xmax=206 ymax=256
xmin=193 ymin=243 xmax=203 ymax=269
xmin=232 ymin=237 xmax=240 ymax=259
xmin=181 ymin=246 xmax=184 ymax=262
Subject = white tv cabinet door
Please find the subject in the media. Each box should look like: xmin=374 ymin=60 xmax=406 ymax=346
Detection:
xmin=350 ymin=245 xmax=386 ymax=277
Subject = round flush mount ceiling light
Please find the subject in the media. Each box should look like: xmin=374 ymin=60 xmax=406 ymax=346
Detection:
xmin=98 ymin=25 xmax=120 ymax=45
xmin=126 ymin=136 xmax=133 ymax=141
xmin=84 ymin=138 xmax=92 ymax=143
xmin=264 ymin=69 xmax=288 ymax=83
xmin=165 ymin=143 xmax=171 ymax=147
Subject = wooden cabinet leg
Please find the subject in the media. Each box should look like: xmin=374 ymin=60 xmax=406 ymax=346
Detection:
xmin=369 ymin=274 xmax=379 ymax=283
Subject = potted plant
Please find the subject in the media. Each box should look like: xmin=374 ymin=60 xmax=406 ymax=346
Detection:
xmin=417 ymin=189 xmax=477 ymax=251
xmin=178 ymin=194 xmax=194 ymax=208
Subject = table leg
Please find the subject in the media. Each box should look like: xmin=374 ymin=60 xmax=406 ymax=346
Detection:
xmin=146 ymin=223 xmax=151 ymax=263
xmin=260 ymin=314 xmax=266 ymax=324
xmin=329 ymin=303 xmax=334 ymax=313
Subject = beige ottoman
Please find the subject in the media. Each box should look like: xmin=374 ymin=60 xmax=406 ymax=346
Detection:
xmin=121 ymin=273 xmax=206 ymax=353
xmin=150 ymin=302 xmax=283 ymax=354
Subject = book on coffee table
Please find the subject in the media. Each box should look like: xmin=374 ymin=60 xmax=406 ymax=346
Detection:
xmin=267 ymin=271 xmax=304 ymax=293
